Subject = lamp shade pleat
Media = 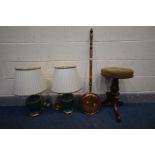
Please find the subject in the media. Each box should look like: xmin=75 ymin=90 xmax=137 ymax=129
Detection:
xmin=14 ymin=67 xmax=47 ymax=96
xmin=51 ymin=66 xmax=81 ymax=93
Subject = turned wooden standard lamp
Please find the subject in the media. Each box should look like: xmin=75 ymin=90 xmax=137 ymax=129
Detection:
xmin=51 ymin=65 xmax=81 ymax=114
xmin=14 ymin=67 xmax=47 ymax=117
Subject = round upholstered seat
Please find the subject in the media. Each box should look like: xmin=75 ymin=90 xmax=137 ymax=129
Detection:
xmin=101 ymin=67 xmax=134 ymax=79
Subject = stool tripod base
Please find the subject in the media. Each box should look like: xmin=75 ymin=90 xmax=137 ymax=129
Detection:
xmin=103 ymin=95 xmax=123 ymax=106
xmin=103 ymin=78 xmax=121 ymax=122
xmin=103 ymin=93 xmax=121 ymax=122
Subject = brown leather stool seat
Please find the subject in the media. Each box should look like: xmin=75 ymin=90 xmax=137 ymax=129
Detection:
xmin=101 ymin=67 xmax=134 ymax=79
xmin=101 ymin=67 xmax=134 ymax=122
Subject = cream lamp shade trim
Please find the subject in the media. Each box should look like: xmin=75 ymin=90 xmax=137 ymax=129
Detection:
xmin=14 ymin=67 xmax=47 ymax=96
xmin=51 ymin=65 xmax=81 ymax=94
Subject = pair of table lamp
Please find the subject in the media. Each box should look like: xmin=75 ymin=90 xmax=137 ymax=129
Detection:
xmin=14 ymin=66 xmax=81 ymax=116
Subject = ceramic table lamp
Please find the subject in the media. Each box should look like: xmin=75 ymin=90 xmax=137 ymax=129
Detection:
xmin=51 ymin=66 xmax=81 ymax=114
xmin=14 ymin=67 xmax=47 ymax=117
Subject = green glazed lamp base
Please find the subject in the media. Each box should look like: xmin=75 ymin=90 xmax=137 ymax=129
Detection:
xmin=62 ymin=93 xmax=74 ymax=115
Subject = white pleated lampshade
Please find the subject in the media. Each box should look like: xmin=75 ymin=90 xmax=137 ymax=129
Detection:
xmin=14 ymin=67 xmax=47 ymax=96
xmin=51 ymin=66 xmax=81 ymax=93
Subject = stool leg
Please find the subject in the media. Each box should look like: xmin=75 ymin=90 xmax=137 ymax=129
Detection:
xmin=111 ymin=95 xmax=121 ymax=122
xmin=110 ymin=78 xmax=120 ymax=122
xmin=103 ymin=78 xmax=121 ymax=122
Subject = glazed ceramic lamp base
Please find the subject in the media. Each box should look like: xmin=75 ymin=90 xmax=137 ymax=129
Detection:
xmin=62 ymin=93 xmax=74 ymax=115
xmin=25 ymin=95 xmax=43 ymax=117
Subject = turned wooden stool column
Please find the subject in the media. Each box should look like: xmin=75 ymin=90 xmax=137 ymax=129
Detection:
xmin=101 ymin=67 xmax=134 ymax=122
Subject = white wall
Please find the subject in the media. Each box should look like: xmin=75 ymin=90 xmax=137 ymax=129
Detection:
xmin=0 ymin=26 xmax=155 ymax=96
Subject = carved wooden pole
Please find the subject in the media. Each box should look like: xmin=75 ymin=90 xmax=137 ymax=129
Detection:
xmin=89 ymin=28 xmax=93 ymax=92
